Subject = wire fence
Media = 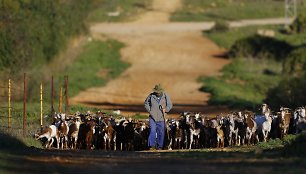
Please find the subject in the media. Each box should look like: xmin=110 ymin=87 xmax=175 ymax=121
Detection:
xmin=0 ymin=74 xmax=70 ymax=138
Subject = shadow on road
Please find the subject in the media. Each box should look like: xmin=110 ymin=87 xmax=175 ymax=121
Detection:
xmin=80 ymin=101 xmax=229 ymax=116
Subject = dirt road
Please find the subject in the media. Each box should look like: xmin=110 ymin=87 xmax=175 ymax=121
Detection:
xmin=3 ymin=147 xmax=304 ymax=174
xmin=71 ymin=0 xmax=230 ymax=116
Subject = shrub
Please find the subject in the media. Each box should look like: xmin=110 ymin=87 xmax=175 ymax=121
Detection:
xmin=0 ymin=0 xmax=93 ymax=73
xmin=257 ymin=138 xmax=283 ymax=150
xmin=282 ymin=132 xmax=306 ymax=157
xmin=265 ymin=74 xmax=306 ymax=109
xmin=283 ymin=46 xmax=306 ymax=77
xmin=290 ymin=13 xmax=306 ymax=33
xmin=209 ymin=21 xmax=230 ymax=33
xmin=228 ymin=35 xmax=293 ymax=61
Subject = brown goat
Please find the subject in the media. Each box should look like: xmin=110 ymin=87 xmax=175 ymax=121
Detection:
xmin=243 ymin=111 xmax=257 ymax=145
xmin=123 ymin=119 xmax=135 ymax=151
xmin=68 ymin=118 xmax=81 ymax=149
xmin=216 ymin=125 xmax=224 ymax=148
xmin=279 ymin=108 xmax=292 ymax=139
xmin=77 ymin=120 xmax=96 ymax=149
xmin=58 ymin=120 xmax=69 ymax=149
xmin=103 ymin=119 xmax=116 ymax=150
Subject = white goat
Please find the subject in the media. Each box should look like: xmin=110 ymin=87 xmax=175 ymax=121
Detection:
xmin=279 ymin=108 xmax=291 ymax=138
xmin=35 ymin=125 xmax=59 ymax=149
xmin=255 ymin=112 xmax=272 ymax=142
xmin=228 ymin=114 xmax=237 ymax=146
xmin=68 ymin=117 xmax=81 ymax=149
xmin=260 ymin=104 xmax=271 ymax=115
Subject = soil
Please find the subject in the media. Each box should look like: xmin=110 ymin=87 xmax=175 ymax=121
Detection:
xmin=3 ymin=148 xmax=304 ymax=174
xmin=70 ymin=0 xmax=230 ymax=118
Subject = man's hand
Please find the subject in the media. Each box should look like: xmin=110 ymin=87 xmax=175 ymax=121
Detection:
xmin=159 ymin=105 xmax=166 ymax=113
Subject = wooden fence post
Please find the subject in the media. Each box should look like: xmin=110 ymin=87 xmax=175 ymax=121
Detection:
xmin=64 ymin=76 xmax=69 ymax=115
xmin=59 ymin=84 xmax=63 ymax=113
xmin=23 ymin=73 xmax=26 ymax=137
xmin=40 ymin=82 xmax=43 ymax=129
xmin=8 ymin=79 xmax=11 ymax=132
xmin=51 ymin=76 xmax=55 ymax=117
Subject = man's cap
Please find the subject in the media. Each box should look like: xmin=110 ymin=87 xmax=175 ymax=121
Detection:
xmin=152 ymin=84 xmax=164 ymax=93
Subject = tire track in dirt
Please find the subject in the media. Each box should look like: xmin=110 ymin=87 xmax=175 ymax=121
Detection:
xmin=71 ymin=0 xmax=230 ymax=116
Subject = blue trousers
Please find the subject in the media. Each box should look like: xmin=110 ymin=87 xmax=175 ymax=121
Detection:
xmin=148 ymin=118 xmax=165 ymax=149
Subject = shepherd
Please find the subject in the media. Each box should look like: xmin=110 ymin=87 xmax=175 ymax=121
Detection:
xmin=144 ymin=84 xmax=173 ymax=150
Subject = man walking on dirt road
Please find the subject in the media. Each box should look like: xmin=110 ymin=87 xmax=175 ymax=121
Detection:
xmin=144 ymin=84 xmax=173 ymax=150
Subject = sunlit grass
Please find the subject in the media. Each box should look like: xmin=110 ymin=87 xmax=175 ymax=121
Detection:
xmin=204 ymin=25 xmax=306 ymax=49
xmin=199 ymin=58 xmax=282 ymax=109
xmin=171 ymin=0 xmax=306 ymax=22
xmin=60 ymin=39 xmax=130 ymax=97
xmin=88 ymin=0 xmax=152 ymax=22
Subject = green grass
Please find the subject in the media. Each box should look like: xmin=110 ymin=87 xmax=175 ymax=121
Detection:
xmin=131 ymin=113 xmax=148 ymax=120
xmin=257 ymin=138 xmax=284 ymax=150
xmin=204 ymin=25 xmax=306 ymax=49
xmin=88 ymin=0 xmax=152 ymax=22
xmin=171 ymin=0 xmax=306 ymax=22
xmin=59 ymin=39 xmax=129 ymax=97
xmin=199 ymin=58 xmax=282 ymax=109
xmin=0 ymin=102 xmax=51 ymax=137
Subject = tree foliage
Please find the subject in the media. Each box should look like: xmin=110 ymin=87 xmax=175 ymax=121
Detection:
xmin=265 ymin=46 xmax=306 ymax=109
xmin=282 ymin=45 xmax=306 ymax=77
xmin=0 ymin=0 xmax=93 ymax=73
xmin=265 ymin=74 xmax=306 ymax=109
xmin=290 ymin=13 xmax=306 ymax=34
xmin=228 ymin=35 xmax=293 ymax=61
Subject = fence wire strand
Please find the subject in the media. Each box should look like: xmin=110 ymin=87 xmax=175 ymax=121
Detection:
xmin=0 ymin=76 xmax=69 ymax=138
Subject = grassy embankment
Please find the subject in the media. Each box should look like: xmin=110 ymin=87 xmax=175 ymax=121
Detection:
xmin=171 ymin=0 xmax=306 ymax=22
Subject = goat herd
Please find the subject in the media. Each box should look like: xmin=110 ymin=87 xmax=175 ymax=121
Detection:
xmin=34 ymin=104 xmax=306 ymax=151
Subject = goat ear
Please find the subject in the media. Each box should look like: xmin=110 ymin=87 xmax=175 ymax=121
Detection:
xmin=34 ymin=133 xmax=40 ymax=139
